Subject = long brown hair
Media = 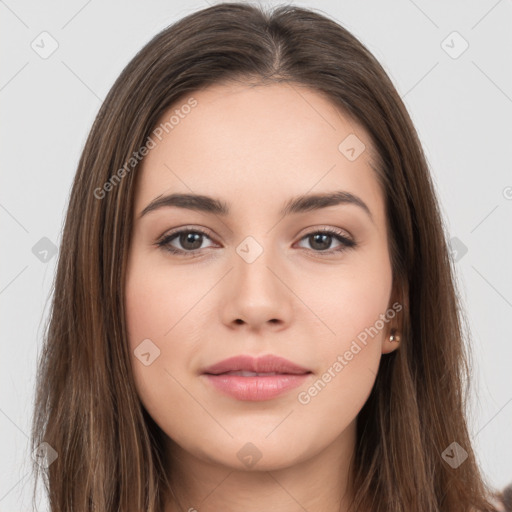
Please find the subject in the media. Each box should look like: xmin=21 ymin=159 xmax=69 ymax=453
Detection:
xmin=31 ymin=2 xmax=501 ymax=511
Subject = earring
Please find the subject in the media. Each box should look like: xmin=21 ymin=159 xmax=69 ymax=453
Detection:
xmin=389 ymin=328 xmax=400 ymax=343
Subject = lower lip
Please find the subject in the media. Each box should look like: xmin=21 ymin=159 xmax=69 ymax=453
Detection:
xmin=203 ymin=373 xmax=311 ymax=401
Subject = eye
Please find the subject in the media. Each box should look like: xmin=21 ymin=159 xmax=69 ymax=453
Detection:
xmin=295 ymin=228 xmax=356 ymax=255
xmin=156 ymin=226 xmax=357 ymax=257
xmin=156 ymin=227 xmax=216 ymax=257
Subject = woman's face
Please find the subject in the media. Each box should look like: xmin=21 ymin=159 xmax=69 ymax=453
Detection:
xmin=125 ymin=82 xmax=399 ymax=472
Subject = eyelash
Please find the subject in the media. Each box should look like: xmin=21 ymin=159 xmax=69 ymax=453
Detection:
xmin=155 ymin=226 xmax=357 ymax=258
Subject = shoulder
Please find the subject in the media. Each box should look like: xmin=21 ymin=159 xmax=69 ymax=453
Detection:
xmin=488 ymin=482 xmax=512 ymax=512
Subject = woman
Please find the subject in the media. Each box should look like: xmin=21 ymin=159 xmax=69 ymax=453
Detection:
xmin=31 ymin=2 xmax=509 ymax=511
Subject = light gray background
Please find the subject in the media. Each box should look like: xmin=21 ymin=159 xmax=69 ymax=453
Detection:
xmin=1 ymin=0 xmax=511 ymax=509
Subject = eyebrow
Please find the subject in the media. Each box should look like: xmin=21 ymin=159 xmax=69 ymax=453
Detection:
xmin=139 ymin=190 xmax=373 ymax=222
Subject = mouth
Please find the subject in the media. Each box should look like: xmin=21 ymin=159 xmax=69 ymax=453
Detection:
xmin=202 ymin=354 xmax=311 ymax=375
xmin=209 ymin=370 xmax=300 ymax=376
xmin=201 ymin=354 xmax=312 ymax=401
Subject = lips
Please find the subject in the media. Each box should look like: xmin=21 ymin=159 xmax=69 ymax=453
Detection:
xmin=220 ymin=371 xmax=280 ymax=376
xmin=202 ymin=354 xmax=311 ymax=376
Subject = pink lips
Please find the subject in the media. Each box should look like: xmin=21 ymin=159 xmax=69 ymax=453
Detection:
xmin=202 ymin=354 xmax=311 ymax=375
xmin=201 ymin=354 xmax=312 ymax=401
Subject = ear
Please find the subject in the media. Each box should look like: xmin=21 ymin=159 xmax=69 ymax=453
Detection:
xmin=381 ymin=276 xmax=406 ymax=355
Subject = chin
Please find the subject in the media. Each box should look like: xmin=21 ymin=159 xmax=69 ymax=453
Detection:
xmin=193 ymin=435 xmax=312 ymax=472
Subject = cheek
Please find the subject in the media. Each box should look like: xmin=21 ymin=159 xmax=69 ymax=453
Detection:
xmin=124 ymin=252 xmax=204 ymax=409
xmin=292 ymin=258 xmax=392 ymax=440
xmin=297 ymin=250 xmax=392 ymax=389
xmin=125 ymin=252 xmax=204 ymax=347
xmin=306 ymin=249 xmax=393 ymax=349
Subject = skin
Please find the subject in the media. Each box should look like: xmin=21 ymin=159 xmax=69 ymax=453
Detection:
xmin=124 ymin=82 xmax=402 ymax=512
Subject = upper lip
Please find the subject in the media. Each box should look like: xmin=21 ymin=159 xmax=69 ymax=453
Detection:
xmin=202 ymin=354 xmax=311 ymax=375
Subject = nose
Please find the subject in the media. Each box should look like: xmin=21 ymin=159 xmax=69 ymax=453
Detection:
xmin=220 ymin=244 xmax=294 ymax=331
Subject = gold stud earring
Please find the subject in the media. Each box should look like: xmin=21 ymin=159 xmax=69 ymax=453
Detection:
xmin=389 ymin=328 xmax=400 ymax=343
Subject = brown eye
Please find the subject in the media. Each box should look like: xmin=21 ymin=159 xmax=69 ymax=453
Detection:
xmin=157 ymin=228 xmax=215 ymax=256
xmin=175 ymin=232 xmax=204 ymax=251
xmin=296 ymin=229 xmax=356 ymax=254
xmin=156 ymin=226 xmax=356 ymax=258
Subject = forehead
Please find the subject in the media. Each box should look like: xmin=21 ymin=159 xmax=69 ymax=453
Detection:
xmin=134 ymin=82 xmax=384 ymax=221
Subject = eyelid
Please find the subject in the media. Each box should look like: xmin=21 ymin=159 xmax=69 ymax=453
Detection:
xmin=296 ymin=224 xmax=353 ymax=240
xmin=155 ymin=225 xmax=217 ymax=247
xmin=156 ymin=224 xmax=357 ymax=256
xmin=158 ymin=225 xmax=212 ymax=238
xmin=157 ymin=224 xmax=353 ymax=242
